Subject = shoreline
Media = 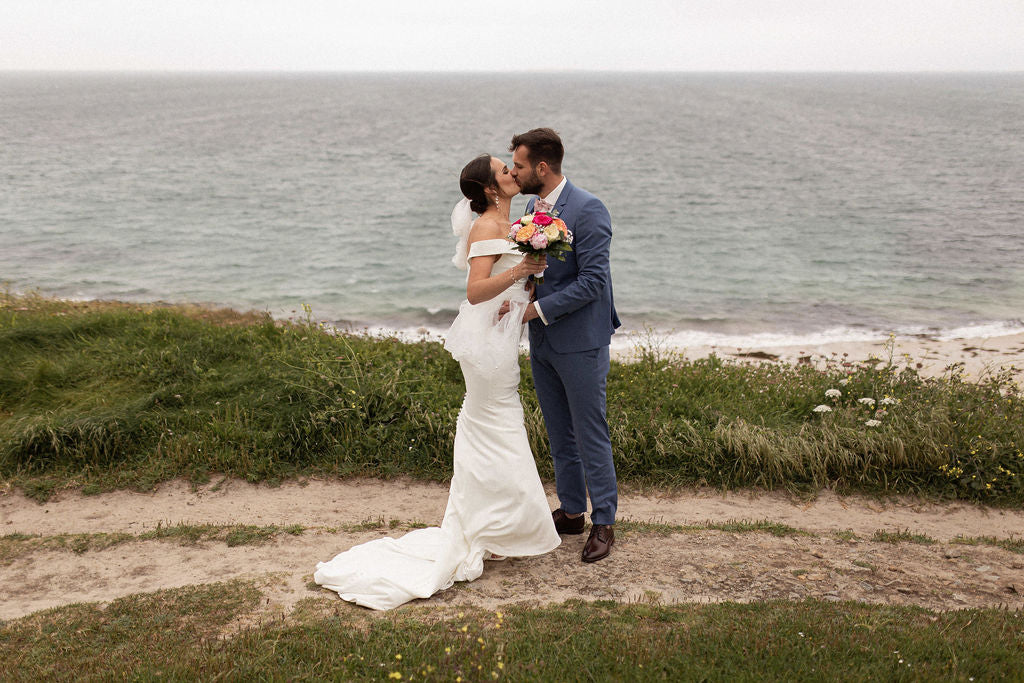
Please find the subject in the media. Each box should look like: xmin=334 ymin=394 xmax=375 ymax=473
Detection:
xmin=347 ymin=322 xmax=1024 ymax=380
xmin=7 ymin=292 xmax=1023 ymax=380
xmin=614 ymin=330 xmax=1024 ymax=380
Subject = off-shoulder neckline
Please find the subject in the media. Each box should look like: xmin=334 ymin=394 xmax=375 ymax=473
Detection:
xmin=469 ymin=238 xmax=514 ymax=247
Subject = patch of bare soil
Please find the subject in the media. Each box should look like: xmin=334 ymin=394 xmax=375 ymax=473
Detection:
xmin=2 ymin=478 xmax=1022 ymax=621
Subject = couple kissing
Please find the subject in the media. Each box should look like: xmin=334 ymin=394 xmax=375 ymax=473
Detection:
xmin=314 ymin=128 xmax=620 ymax=611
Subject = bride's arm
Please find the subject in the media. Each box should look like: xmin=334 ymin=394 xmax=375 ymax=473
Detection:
xmin=466 ymin=254 xmax=545 ymax=305
xmin=465 ymin=219 xmax=544 ymax=305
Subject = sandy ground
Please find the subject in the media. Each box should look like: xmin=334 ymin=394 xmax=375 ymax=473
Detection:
xmin=3 ymin=478 xmax=1022 ymax=621
xmin=614 ymin=330 xmax=1024 ymax=381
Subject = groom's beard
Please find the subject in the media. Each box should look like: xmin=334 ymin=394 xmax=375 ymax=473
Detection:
xmin=517 ymin=178 xmax=543 ymax=196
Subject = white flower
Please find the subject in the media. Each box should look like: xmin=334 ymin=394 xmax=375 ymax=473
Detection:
xmin=865 ymin=419 xmax=882 ymax=427
xmin=825 ymin=389 xmax=842 ymax=399
xmin=812 ymin=404 xmax=832 ymax=413
xmin=880 ymin=397 xmax=898 ymax=406
xmin=839 ymin=378 xmax=849 ymax=386
xmin=858 ymin=398 xmax=876 ymax=407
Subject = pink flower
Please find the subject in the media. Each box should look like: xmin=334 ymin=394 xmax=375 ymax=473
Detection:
xmin=529 ymin=233 xmax=549 ymax=249
xmin=532 ymin=213 xmax=553 ymax=226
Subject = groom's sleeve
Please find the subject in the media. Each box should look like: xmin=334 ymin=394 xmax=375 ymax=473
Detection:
xmin=535 ymin=197 xmax=612 ymax=323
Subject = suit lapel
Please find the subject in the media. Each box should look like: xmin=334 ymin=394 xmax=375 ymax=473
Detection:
xmin=554 ymin=180 xmax=574 ymax=219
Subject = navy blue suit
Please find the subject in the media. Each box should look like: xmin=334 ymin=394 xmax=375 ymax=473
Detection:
xmin=527 ymin=180 xmax=620 ymax=525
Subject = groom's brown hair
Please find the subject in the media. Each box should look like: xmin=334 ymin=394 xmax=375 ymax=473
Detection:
xmin=509 ymin=128 xmax=563 ymax=174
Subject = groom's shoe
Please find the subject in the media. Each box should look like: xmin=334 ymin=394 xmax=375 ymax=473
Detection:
xmin=582 ymin=524 xmax=614 ymax=563
xmin=552 ymin=509 xmax=586 ymax=535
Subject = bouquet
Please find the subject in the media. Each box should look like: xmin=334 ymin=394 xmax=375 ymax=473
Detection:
xmin=506 ymin=210 xmax=573 ymax=284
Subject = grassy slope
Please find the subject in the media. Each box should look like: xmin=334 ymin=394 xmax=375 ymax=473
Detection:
xmin=1 ymin=293 xmax=1022 ymax=504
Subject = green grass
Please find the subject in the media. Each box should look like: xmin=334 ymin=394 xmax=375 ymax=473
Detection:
xmin=952 ymin=534 xmax=1024 ymax=554
xmin=7 ymin=519 xmax=1017 ymax=571
xmin=2 ymin=293 xmax=1023 ymax=505
xmin=0 ymin=518 xmax=813 ymax=564
xmin=0 ymin=523 xmax=308 ymax=564
xmin=617 ymin=518 xmax=810 ymax=537
xmin=0 ymin=531 xmax=135 ymax=561
xmin=2 ymin=581 xmax=1022 ymax=681
xmin=872 ymin=529 xmax=938 ymax=545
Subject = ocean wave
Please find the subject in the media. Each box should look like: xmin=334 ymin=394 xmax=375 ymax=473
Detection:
xmin=8 ymin=281 xmax=1024 ymax=354
xmin=318 ymin=319 xmax=1024 ymax=354
xmin=607 ymin=320 xmax=1024 ymax=352
xmin=933 ymin=320 xmax=1024 ymax=341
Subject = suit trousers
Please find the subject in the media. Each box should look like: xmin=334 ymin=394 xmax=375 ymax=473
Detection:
xmin=529 ymin=332 xmax=618 ymax=526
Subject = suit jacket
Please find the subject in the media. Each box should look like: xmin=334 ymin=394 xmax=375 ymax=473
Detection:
xmin=527 ymin=179 xmax=620 ymax=353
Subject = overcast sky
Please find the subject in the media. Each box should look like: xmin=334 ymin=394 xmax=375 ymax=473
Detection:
xmin=2 ymin=0 xmax=1022 ymax=72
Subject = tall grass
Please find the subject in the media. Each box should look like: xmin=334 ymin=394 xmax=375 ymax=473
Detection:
xmin=2 ymin=293 xmax=1022 ymax=504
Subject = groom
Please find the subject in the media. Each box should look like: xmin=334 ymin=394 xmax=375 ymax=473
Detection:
xmin=505 ymin=128 xmax=621 ymax=563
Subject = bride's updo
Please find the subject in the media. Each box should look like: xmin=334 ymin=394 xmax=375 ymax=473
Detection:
xmin=460 ymin=154 xmax=497 ymax=215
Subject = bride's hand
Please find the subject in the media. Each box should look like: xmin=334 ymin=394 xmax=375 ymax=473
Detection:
xmin=517 ymin=254 xmax=547 ymax=277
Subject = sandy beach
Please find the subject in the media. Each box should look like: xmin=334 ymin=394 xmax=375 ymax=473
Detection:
xmin=614 ymin=330 xmax=1024 ymax=381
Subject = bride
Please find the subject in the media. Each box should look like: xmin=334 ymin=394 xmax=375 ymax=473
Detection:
xmin=313 ymin=154 xmax=560 ymax=610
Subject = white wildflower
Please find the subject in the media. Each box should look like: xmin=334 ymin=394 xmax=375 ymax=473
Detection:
xmin=812 ymin=404 xmax=832 ymax=413
xmin=880 ymin=397 xmax=898 ymax=406
xmin=825 ymin=389 xmax=842 ymax=399
xmin=839 ymin=378 xmax=850 ymax=386
xmin=865 ymin=419 xmax=882 ymax=427
xmin=858 ymin=398 xmax=876 ymax=407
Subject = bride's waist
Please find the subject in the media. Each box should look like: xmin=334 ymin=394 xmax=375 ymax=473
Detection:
xmin=463 ymin=288 xmax=530 ymax=307
xmin=503 ymin=285 xmax=531 ymax=301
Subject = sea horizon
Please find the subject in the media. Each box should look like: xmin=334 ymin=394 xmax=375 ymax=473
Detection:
xmin=3 ymin=69 xmax=1023 ymax=74
xmin=3 ymin=72 xmax=1022 ymax=349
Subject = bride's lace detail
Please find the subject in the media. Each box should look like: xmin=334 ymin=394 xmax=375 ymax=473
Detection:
xmin=313 ymin=233 xmax=559 ymax=611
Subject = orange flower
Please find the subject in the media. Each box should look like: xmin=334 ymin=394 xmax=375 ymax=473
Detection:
xmin=515 ymin=225 xmax=537 ymax=242
xmin=552 ymin=218 xmax=567 ymax=234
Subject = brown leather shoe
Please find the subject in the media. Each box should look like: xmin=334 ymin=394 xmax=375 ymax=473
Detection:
xmin=552 ymin=508 xmax=585 ymax=535
xmin=582 ymin=524 xmax=614 ymax=563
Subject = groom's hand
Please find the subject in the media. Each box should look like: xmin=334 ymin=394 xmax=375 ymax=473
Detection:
xmin=498 ymin=301 xmax=541 ymax=323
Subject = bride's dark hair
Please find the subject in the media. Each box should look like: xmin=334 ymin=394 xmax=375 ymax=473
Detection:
xmin=460 ymin=154 xmax=497 ymax=215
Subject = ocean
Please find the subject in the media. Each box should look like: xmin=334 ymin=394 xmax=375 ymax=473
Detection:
xmin=2 ymin=72 xmax=1023 ymax=349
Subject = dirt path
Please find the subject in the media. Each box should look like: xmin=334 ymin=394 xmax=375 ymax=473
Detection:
xmin=2 ymin=478 xmax=1023 ymax=621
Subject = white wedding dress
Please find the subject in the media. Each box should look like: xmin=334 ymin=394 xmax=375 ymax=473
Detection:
xmin=313 ymin=236 xmax=560 ymax=611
